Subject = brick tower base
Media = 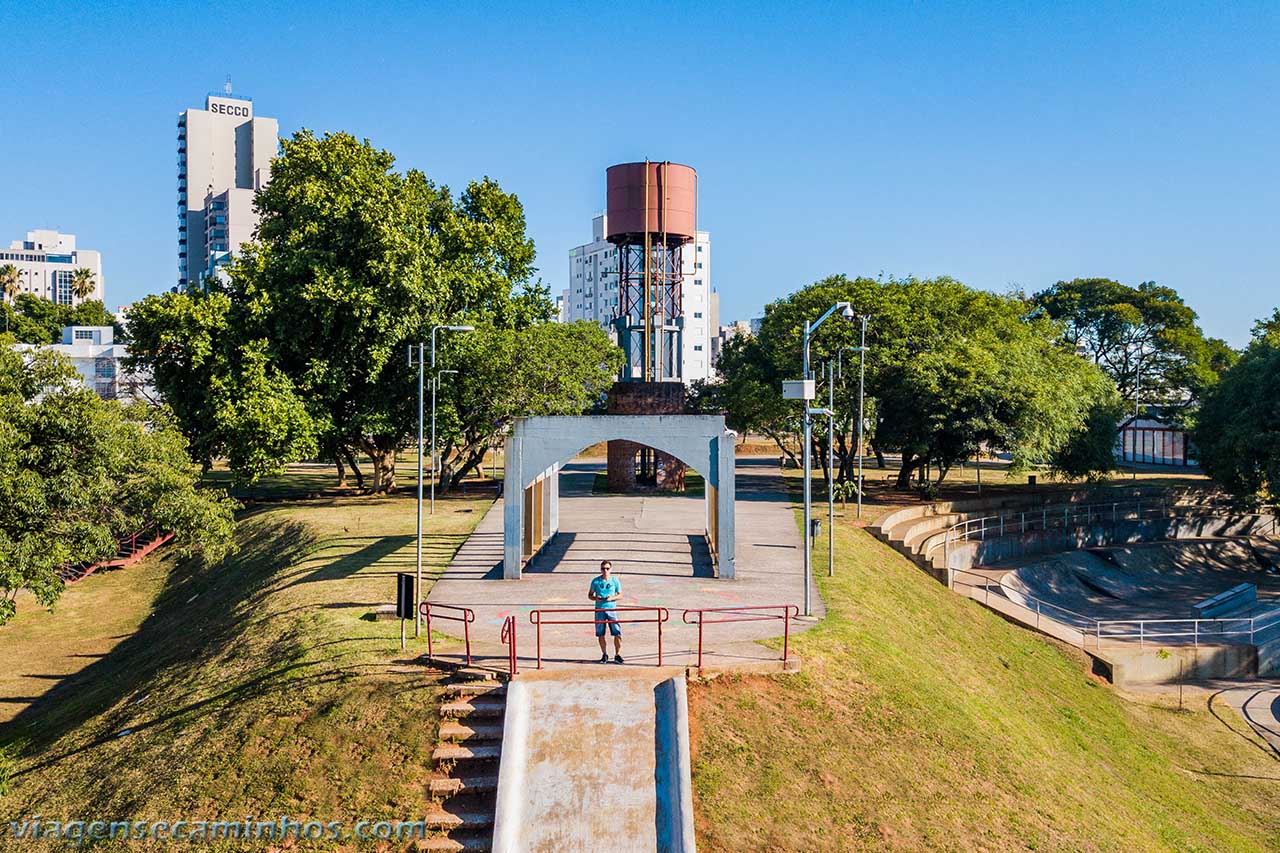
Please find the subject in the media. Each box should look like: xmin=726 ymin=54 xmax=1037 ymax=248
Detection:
xmin=606 ymin=381 xmax=687 ymax=492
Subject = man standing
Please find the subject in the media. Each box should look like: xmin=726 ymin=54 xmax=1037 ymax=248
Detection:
xmin=589 ymin=560 xmax=623 ymax=664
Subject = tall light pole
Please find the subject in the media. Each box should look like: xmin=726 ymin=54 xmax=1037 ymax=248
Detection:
xmin=431 ymin=369 xmax=458 ymax=515
xmin=409 ymin=324 xmax=474 ymax=638
xmin=827 ymin=361 xmax=835 ymax=577
xmin=856 ymin=315 xmax=869 ymax=519
xmin=802 ymin=301 xmax=854 ymax=616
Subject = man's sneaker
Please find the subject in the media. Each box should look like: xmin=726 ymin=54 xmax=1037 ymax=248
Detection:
xmin=613 ymin=654 xmax=624 ymax=665
xmin=599 ymin=654 xmax=609 ymax=664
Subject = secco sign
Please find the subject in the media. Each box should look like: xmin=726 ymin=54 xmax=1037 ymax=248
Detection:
xmin=206 ymin=97 xmax=252 ymax=119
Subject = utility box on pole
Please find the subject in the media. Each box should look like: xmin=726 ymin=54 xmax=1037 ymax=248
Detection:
xmin=783 ymin=379 xmax=815 ymax=400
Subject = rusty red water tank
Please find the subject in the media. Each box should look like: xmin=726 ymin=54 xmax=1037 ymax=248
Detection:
xmin=605 ymin=161 xmax=697 ymax=242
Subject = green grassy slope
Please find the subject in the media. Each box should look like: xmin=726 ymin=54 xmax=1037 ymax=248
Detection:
xmin=0 ymin=491 xmax=490 ymax=849
xmin=689 ymin=522 xmax=1280 ymax=851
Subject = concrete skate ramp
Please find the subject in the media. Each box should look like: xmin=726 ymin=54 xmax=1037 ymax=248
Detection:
xmin=492 ymin=670 xmax=695 ymax=853
xmin=1002 ymin=539 xmax=1280 ymax=625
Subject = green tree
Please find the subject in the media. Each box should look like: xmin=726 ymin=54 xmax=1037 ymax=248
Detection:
xmin=129 ymin=130 xmax=619 ymax=493
xmin=432 ymin=320 xmax=624 ymax=489
xmin=5 ymin=295 xmax=121 ymax=344
xmin=1193 ymin=313 xmax=1280 ymax=506
xmin=11 ymin=294 xmax=64 ymax=344
xmin=1031 ymin=278 xmax=1232 ymax=419
xmin=714 ymin=275 xmax=1118 ymax=490
xmin=70 ymin=267 xmax=97 ymax=301
xmin=125 ymin=291 xmax=233 ymax=469
xmin=0 ymin=264 xmax=18 ymax=332
xmin=0 ymin=340 xmax=237 ymax=625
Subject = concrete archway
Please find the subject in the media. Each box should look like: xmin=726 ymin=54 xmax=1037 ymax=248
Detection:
xmin=503 ymin=415 xmax=736 ymax=579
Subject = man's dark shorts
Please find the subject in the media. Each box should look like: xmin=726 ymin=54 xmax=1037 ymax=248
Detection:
xmin=595 ymin=609 xmax=622 ymax=637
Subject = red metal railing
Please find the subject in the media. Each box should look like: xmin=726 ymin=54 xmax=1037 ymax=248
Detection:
xmin=681 ymin=605 xmax=800 ymax=671
xmin=501 ymin=615 xmax=518 ymax=677
xmin=528 ymin=607 xmax=671 ymax=669
xmin=419 ymin=602 xmax=476 ymax=666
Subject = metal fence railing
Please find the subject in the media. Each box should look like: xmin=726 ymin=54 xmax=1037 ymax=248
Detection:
xmin=949 ymin=567 xmax=1280 ymax=650
xmin=939 ymin=497 xmax=1261 ymax=567
xmin=681 ymin=605 xmax=800 ymax=672
xmin=528 ymin=607 xmax=671 ymax=669
xmin=420 ymin=602 xmax=476 ymax=666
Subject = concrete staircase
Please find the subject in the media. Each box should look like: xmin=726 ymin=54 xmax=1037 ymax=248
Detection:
xmin=420 ymin=671 xmax=507 ymax=852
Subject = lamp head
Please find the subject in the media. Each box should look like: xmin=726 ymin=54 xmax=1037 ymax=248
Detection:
xmin=448 ymin=325 xmax=476 ymax=332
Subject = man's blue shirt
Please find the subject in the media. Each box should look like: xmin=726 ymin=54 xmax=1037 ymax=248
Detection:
xmin=590 ymin=576 xmax=620 ymax=610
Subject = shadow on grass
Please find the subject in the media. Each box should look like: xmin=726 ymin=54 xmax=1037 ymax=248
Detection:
xmin=0 ymin=516 xmax=320 ymax=758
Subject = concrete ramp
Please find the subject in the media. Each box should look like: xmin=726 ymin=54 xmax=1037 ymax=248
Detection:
xmin=492 ymin=669 xmax=696 ymax=853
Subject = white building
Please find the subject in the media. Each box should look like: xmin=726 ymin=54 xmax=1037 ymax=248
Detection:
xmin=177 ymin=89 xmax=278 ymax=289
xmin=0 ymin=229 xmax=104 ymax=306
xmin=711 ymin=319 xmax=753 ymax=370
xmin=18 ymin=326 xmax=152 ymax=403
xmin=561 ymin=214 xmax=713 ymax=383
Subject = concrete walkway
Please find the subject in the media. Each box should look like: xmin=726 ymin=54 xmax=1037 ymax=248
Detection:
xmin=1211 ymin=680 xmax=1280 ymax=755
xmin=427 ymin=456 xmax=819 ymax=670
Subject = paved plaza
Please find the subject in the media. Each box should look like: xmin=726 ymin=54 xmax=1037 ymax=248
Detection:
xmin=427 ymin=456 xmax=821 ymax=670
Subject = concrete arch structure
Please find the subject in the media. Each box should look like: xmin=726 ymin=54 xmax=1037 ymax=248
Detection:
xmin=503 ymin=415 xmax=736 ymax=579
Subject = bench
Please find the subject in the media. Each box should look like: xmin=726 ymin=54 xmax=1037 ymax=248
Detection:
xmin=1193 ymin=583 xmax=1256 ymax=619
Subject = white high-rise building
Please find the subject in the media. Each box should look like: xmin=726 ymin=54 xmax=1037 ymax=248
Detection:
xmin=177 ymin=89 xmax=278 ymax=289
xmin=561 ymin=214 xmax=713 ymax=384
xmin=1 ymin=229 xmax=104 ymax=306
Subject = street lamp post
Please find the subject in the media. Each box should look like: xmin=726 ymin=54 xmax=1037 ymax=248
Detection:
xmin=827 ymin=361 xmax=835 ymax=577
xmin=802 ymin=301 xmax=854 ymax=617
xmin=856 ymin=315 xmax=869 ymax=519
xmin=431 ymin=369 xmax=458 ymax=515
xmin=409 ymin=324 xmax=474 ymax=638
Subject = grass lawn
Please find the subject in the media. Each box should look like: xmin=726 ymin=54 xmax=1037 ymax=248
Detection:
xmin=687 ymin=513 xmax=1280 ymax=851
xmin=0 ymin=480 xmax=492 ymax=849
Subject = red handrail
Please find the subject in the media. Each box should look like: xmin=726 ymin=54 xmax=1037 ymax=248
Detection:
xmin=501 ymin=615 xmax=518 ymax=677
xmin=681 ymin=605 xmax=800 ymax=672
xmin=528 ymin=607 xmax=671 ymax=669
xmin=419 ymin=602 xmax=476 ymax=666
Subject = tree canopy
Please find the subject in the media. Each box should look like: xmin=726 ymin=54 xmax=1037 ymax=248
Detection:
xmin=1030 ymin=278 xmax=1235 ymax=421
xmin=1193 ymin=308 xmax=1280 ymax=507
xmin=2 ymin=295 xmax=122 ymax=345
xmin=128 ymin=129 xmax=621 ymax=492
xmin=0 ymin=339 xmax=237 ymax=625
xmin=710 ymin=275 xmax=1121 ymax=490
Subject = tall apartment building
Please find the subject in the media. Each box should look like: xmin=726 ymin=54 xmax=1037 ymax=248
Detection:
xmin=561 ymin=213 xmax=713 ymax=383
xmin=176 ymin=89 xmax=278 ymax=288
xmin=1 ymin=229 xmax=104 ymax=306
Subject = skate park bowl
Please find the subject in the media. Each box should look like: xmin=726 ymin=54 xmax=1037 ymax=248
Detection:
xmin=909 ymin=496 xmax=1280 ymax=685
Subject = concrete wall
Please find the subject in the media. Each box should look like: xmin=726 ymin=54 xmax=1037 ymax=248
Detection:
xmin=1104 ymin=643 xmax=1256 ymax=686
xmin=939 ymin=513 xmax=1276 ymax=575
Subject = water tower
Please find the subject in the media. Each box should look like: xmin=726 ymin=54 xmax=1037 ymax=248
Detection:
xmin=604 ymin=160 xmax=698 ymax=491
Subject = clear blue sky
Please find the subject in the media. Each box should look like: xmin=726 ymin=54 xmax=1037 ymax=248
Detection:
xmin=2 ymin=1 xmax=1276 ymax=346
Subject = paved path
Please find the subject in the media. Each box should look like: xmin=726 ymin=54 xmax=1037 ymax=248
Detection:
xmin=1211 ymin=680 xmax=1280 ymax=754
xmin=428 ymin=456 xmax=820 ymax=670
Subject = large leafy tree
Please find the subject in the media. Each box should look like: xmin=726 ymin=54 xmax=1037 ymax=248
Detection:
xmin=1031 ymin=278 xmax=1234 ymax=419
xmin=7 ymin=294 xmax=121 ymax=344
xmin=713 ymin=275 xmax=1119 ymax=490
xmin=130 ymin=130 xmax=619 ymax=493
xmin=0 ymin=340 xmax=237 ymax=624
xmin=432 ymin=320 xmax=624 ymax=490
xmin=1193 ymin=310 xmax=1280 ymax=507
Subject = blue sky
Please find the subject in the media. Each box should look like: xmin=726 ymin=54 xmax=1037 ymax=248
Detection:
xmin=2 ymin=1 xmax=1276 ymax=345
